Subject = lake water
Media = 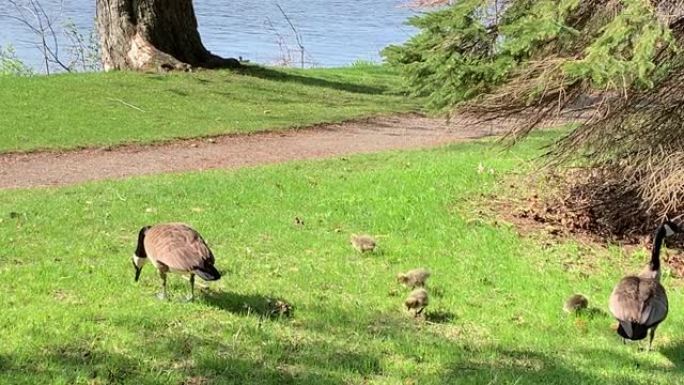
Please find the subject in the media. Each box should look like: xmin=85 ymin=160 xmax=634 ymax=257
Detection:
xmin=0 ymin=0 xmax=418 ymax=72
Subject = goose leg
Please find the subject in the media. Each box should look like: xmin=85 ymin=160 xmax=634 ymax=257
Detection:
xmin=187 ymin=274 xmax=195 ymax=302
xmin=157 ymin=271 xmax=168 ymax=300
xmin=648 ymin=327 xmax=657 ymax=352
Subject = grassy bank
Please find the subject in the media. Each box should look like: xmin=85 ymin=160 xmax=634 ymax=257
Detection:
xmin=0 ymin=64 xmax=418 ymax=153
xmin=1 ymin=136 xmax=683 ymax=384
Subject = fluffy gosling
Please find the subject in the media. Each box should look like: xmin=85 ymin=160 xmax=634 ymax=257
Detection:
xmin=351 ymin=234 xmax=376 ymax=253
xmin=563 ymin=293 xmax=589 ymax=313
xmin=405 ymin=288 xmax=429 ymax=317
xmin=397 ymin=268 xmax=431 ymax=288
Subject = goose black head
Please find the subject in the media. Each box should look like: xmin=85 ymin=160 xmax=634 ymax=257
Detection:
xmin=662 ymin=219 xmax=681 ymax=237
xmin=132 ymin=225 xmax=151 ymax=282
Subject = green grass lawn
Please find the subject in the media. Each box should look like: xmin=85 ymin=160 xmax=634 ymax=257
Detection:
xmin=0 ymin=64 xmax=418 ymax=153
xmin=1 ymin=135 xmax=683 ymax=384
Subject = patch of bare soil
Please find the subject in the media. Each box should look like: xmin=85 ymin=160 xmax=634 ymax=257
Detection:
xmin=497 ymin=171 xmax=645 ymax=243
xmin=494 ymin=173 xmax=684 ymax=278
xmin=664 ymin=250 xmax=684 ymax=278
xmin=0 ymin=114 xmax=507 ymax=190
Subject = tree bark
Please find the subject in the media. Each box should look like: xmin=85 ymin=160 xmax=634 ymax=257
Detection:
xmin=96 ymin=0 xmax=239 ymax=71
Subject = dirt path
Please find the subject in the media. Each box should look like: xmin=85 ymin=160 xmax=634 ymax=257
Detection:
xmin=0 ymin=114 xmax=504 ymax=190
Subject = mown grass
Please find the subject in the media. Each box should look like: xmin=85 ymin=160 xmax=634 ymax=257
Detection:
xmin=0 ymin=64 xmax=417 ymax=153
xmin=1 ymin=135 xmax=683 ymax=384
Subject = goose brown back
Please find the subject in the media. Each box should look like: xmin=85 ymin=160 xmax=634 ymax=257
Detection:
xmin=144 ymin=223 xmax=215 ymax=274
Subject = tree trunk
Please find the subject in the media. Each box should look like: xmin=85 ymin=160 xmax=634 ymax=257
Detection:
xmin=96 ymin=0 xmax=239 ymax=71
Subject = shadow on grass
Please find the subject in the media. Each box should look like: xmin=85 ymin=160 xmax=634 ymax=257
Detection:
xmin=196 ymin=357 xmax=344 ymax=385
xmin=0 ymin=339 xmax=346 ymax=385
xmin=661 ymin=341 xmax=684 ymax=371
xmin=445 ymin=346 xmax=668 ymax=385
xmin=425 ymin=309 xmax=457 ymax=324
xmin=167 ymin=333 xmax=379 ymax=383
xmin=0 ymin=343 xmax=148 ymax=384
xmin=236 ymin=65 xmax=387 ymax=95
xmin=580 ymin=307 xmax=610 ymax=319
xmin=202 ymin=290 xmax=294 ymax=320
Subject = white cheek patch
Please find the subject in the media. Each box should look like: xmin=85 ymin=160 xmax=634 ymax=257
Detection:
xmin=133 ymin=255 xmax=147 ymax=267
xmin=664 ymin=224 xmax=675 ymax=237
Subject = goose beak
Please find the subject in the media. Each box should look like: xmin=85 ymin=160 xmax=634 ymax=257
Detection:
xmin=132 ymin=260 xmax=142 ymax=282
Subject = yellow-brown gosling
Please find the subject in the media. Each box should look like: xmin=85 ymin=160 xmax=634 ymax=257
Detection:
xmin=132 ymin=223 xmax=221 ymax=301
xmin=397 ymin=268 xmax=431 ymax=288
xmin=351 ymin=234 xmax=377 ymax=253
xmin=608 ymin=220 xmax=680 ymax=350
xmin=563 ymin=294 xmax=589 ymax=313
xmin=404 ymin=288 xmax=429 ymax=317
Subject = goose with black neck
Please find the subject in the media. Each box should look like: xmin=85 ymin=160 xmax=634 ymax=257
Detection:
xmin=608 ymin=220 xmax=681 ymax=350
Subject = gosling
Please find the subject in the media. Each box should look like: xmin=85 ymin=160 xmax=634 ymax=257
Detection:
xmin=563 ymin=294 xmax=589 ymax=313
xmin=132 ymin=223 xmax=221 ymax=300
xmin=405 ymin=288 xmax=429 ymax=316
xmin=351 ymin=234 xmax=376 ymax=253
xmin=609 ymin=220 xmax=680 ymax=350
xmin=397 ymin=268 xmax=431 ymax=288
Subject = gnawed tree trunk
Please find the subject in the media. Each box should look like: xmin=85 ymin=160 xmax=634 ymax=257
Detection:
xmin=96 ymin=0 xmax=239 ymax=71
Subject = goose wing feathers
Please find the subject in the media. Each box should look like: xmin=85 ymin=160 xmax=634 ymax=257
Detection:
xmin=145 ymin=223 xmax=215 ymax=271
xmin=641 ymin=281 xmax=668 ymax=326
xmin=609 ymin=276 xmax=668 ymax=327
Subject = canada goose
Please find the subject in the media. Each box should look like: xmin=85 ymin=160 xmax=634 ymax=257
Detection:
xmin=608 ymin=220 xmax=681 ymax=350
xmin=405 ymin=288 xmax=429 ymax=316
xmin=563 ymin=293 xmax=589 ymax=313
xmin=132 ymin=223 xmax=221 ymax=300
xmin=351 ymin=234 xmax=376 ymax=253
xmin=397 ymin=268 xmax=431 ymax=288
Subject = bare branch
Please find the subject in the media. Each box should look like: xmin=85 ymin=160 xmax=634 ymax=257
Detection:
xmin=275 ymin=3 xmax=305 ymax=69
xmin=3 ymin=0 xmax=71 ymax=74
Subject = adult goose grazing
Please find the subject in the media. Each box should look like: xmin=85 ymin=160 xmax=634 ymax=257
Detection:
xmin=609 ymin=220 xmax=681 ymax=350
xmin=132 ymin=223 xmax=221 ymax=300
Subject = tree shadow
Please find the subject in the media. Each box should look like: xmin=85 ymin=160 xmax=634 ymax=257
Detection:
xmin=444 ymin=346 xmax=656 ymax=385
xmin=201 ymin=290 xmax=294 ymax=320
xmin=195 ymin=356 xmax=343 ymax=385
xmin=660 ymin=340 xmax=684 ymax=370
xmin=159 ymin=334 xmax=344 ymax=384
xmin=236 ymin=65 xmax=387 ymax=95
xmin=0 ymin=343 xmax=149 ymax=384
xmin=156 ymin=332 xmax=377 ymax=384
xmin=0 ymin=338 xmax=346 ymax=385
